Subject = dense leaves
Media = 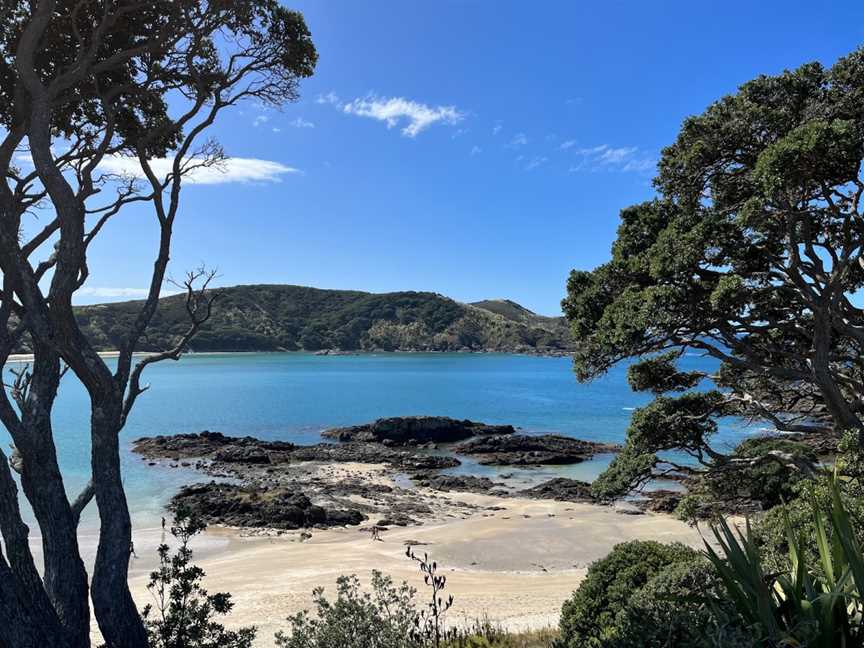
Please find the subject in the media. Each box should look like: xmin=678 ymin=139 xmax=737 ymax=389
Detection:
xmin=565 ymin=46 xmax=864 ymax=500
xmin=554 ymin=541 xmax=698 ymax=648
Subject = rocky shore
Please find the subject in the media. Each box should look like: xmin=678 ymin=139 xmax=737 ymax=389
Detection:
xmin=132 ymin=416 xmax=621 ymax=534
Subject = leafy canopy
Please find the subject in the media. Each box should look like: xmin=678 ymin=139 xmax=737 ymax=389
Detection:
xmin=565 ymin=47 xmax=864 ymax=499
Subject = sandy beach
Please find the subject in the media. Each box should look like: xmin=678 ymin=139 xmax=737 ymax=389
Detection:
xmin=102 ymin=483 xmax=705 ymax=647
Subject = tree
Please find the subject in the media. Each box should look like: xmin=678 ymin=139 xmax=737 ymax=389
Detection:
xmin=564 ymin=47 xmax=864 ymax=499
xmin=0 ymin=2 xmax=316 ymax=647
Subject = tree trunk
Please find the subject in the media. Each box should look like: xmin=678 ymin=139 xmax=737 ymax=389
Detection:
xmin=16 ymin=343 xmax=91 ymax=648
xmin=90 ymin=405 xmax=149 ymax=648
xmin=812 ymin=311 xmax=864 ymax=444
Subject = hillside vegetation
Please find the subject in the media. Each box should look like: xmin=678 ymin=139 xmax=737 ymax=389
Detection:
xmin=74 ymin=285 xmax=572 ymax=353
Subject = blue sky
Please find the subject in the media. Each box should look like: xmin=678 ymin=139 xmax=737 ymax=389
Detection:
xmin=73 ymin=0 xmax=864 ymax=315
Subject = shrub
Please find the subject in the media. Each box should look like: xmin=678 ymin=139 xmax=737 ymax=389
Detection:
xmin=612 ymin=559 xmax=751 ymax=648
xmin=554 ymin=540 xmax=697 ymax=648
xmin=142 ymin=511 xmax=256 ymax=648
xmin=275 ymin=572 xmax=418 ymax=648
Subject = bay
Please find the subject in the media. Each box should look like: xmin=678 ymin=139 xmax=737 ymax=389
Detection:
xmin=2 ymin=352 xmax=761 ymax=529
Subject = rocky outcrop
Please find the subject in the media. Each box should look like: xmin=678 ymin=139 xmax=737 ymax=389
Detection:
xmin=133 ymin=431 xmax=295 ymax=464
xmin=133 ymin=431 xmax=460 ymax=472
xmin=452 ymin=434 xmax=620 ymax=466
xmin=518 ymin=478 xmax=594 ymax=502
xmin=290 ymin=442 xmax=461 ymax=471
xmin=321 ymin=416 xmax=515 ymax=445
xmin=413 ymin=474 xmax=507 ymax=494
xmin=171 ymin=482 xmax=365 ymax=530
xmin=635 ymin=489 xmax=683 ymax=513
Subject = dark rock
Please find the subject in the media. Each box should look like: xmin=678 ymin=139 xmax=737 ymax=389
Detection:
xmin=133 ymin=431 xmax=295 ymax=462
xmin=453 ymin=434 xmax=620 ymax=466
xmin=376 ymin=513 xmax=415 ymax=527
xmin=635 ymin=489 xmax=683 ymax=514
xmin=213 ymin=445 xmax=272 ymax=464
xmin=519 ymin=478 xmax=594 ymax=502
xmin=321 ymin=416 xmax=515 ymax=445
xmin=170 ymin=482 xmax=365 ymax=530
xmin=290 ymin=442 xmax=460 ymax=471
xmin=414 ymin=474 xmax=503 ymax=494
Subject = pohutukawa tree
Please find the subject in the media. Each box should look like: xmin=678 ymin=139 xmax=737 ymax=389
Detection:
xmin=564 ymin=48 xmax=864 ymax=502
xmin=0 ymin=2 xmax=316 ymax=647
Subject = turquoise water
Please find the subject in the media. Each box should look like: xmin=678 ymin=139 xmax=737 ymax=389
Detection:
xmin=2 ymin=352 xmax=761 ymax=527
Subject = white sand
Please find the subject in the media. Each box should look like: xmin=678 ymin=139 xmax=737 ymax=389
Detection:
xmin=106 ymin=491 xmax=705 ymax=646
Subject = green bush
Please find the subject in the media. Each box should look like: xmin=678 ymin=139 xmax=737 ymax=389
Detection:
xmin=275 ymin=572 xmax=418 ymax=648
xmin=612 ymin=560 xmax=751 ymax=648
xmin=142 ymin=512 xmax=256 ymax=648
xmin=554 ymin=541 xmax=697 ymax=648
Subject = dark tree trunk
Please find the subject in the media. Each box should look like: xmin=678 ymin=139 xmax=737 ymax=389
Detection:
xmin=16 ymin=343 xmax=91 ymax=647
xmin=90 ymin=405 xmax=149 ymax=648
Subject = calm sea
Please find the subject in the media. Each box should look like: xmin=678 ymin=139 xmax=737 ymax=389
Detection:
xmin=2 ymin=352 xmax=762 ymax=529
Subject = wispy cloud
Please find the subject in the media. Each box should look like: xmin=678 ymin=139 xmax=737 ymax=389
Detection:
xmin=492 ymin=121 xmax=503 ymax=136
xmin=507 ymin=133 xmax=528 ymax=148
xmin=316 ymin=91 xmax=341 ymax=106
xmin=253 ymin=115 xmax=269 ymax=127
xmin=567 ymin=144 xmax=654 ymax=174
xmin=340 ymin=95 xmax=465 ymax=137
xmin=559 ymin=139 xmax=577 ymax=150
xmin=100 ymin=156 xmax=302 ymax=185
xmin=524 ymin=155 xmax=547 ymax=171
xmin=470 ymin=145 xmax=482 ymax=156
xmin=289 ymin=117 xmax=315 ymax=129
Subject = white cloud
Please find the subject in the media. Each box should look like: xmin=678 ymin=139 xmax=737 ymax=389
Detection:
xmin=525 ymin=155 xmax=547 ymax=171
xmin=316 ymin=91 xmax=341 ymax=106
xmin=559 ymin=139 xmax=577 ymax=150
xmin=253 ymin=115 xmax=269 ymax=127
xmin=470 ymin=145 xmax=482 ymax=156
xmin=341 ymin=95 xmax=465 ymax=137
xmin=99 ymin=156 xmax=302 ymax=185
xmin=568 ymin=144 xmax=654 ymax=174
xmin=272 ymin=127 xmax=282 ymax=133
xmin=289 ymin=117 xmax=315 ymax=129
xmin=76 ymin=287 xmax=179 ymax=299
xmin=508 ymin=133 xmax=528 ymax=147
xmin=492 ymin=121 xmax=503 ymax=136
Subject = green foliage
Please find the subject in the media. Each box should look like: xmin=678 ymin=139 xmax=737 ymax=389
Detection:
xmin=704 ymin=474 xmax=864 ymax=646
xmin=70 ymin=285 xmax=572 ymax=353
xmin=142 ymin=511 xmax=256 ymax=648
xmin=627 ymin=352 xmax=701 ymax=394
xmin=274 ymin=572 xmax=419 ymax=648
xmin=590 ymin=391 xmax=726 ymax=500
xmin=754 ymin=473 xmax=864 ymax=575
xmin=554 ymin=540 xmax=698 ymax=648
xmin=589 ymin=446 xmax=657 ymax=500
xmin=612 ymin=560 xmax=751 ymax=648
xmin=443 ymin=623 xmax=557 ymax=648
xmin=564 ymin=46 xmax=864 ymax=496
xmin=676 ymin=438 xmax=818 ymax=521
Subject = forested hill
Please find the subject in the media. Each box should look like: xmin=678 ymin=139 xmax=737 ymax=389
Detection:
xmin=74 ymin=285 xmax=573 ymax=353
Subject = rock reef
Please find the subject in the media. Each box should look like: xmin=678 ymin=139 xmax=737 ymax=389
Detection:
xmin=452 ymin=434 xmax=620 ymax=466
xmin=321 ymin=416 xmax=515 ymax=445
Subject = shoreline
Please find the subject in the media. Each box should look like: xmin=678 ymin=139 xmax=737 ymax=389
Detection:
xmin=91 ymin=440 xmax=704 ymax=647
xmin=110 ymin=484 xmax=704 ymax=647
xmin=9 ymin=349 xmax=572 ymax=363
